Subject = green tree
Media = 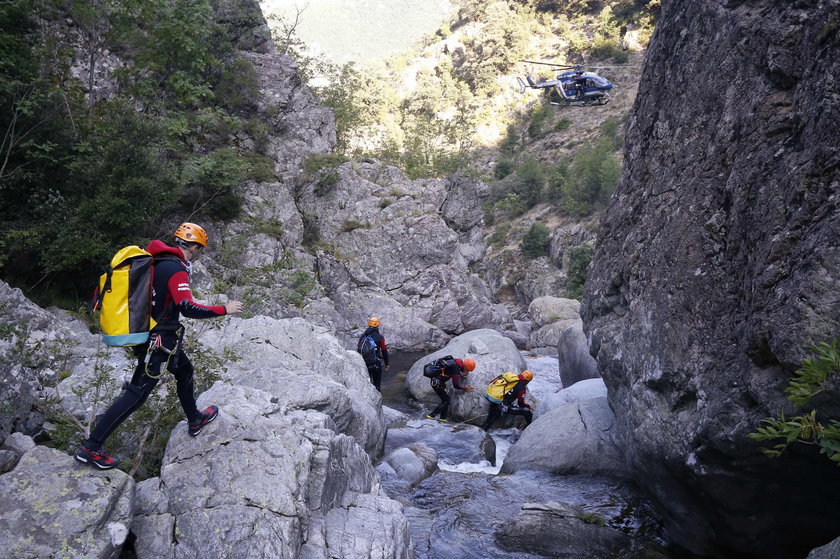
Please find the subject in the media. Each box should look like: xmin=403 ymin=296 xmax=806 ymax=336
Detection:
xmin=521 ymin=222 xmax=551 ymax=258
xmin=565 ymin=242 xmax=594 ymax=300
xmin=516 ymin=157 xmax=546 ymax=207
xmin=562 ymin=139 xmax=621 ymax=215
xmin=458 ymin=1 xmax=531 ymax=95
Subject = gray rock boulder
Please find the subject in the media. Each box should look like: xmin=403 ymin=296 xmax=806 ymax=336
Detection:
xmin=538 ymin=378 xmax=608 ymax=416
xmin=377 ymin=443 xmax=438 ymax=490
xmin=132 ymin=381 xmax=411 ymax=559
xmin=495 ymin=501 xmax=633 ymax=559
xmin=0 ymin=446 xmax=134 ymax=559
xmin=806 ymin=536 xmax=840 ymax=559
xmin=581 ymin=1 xmax=840 ymax=556
xmin=557 ymin=318 xmax=600 ymax=387
xmin=526 ymin=296 xmax=581 ymax=352
xmin=500 ymin=397 xmax=623 ymax=476
xmin=384 ymin=419 xmax=495 ymax=468
xmin=0 ymin=281 xmax=111 ymax=442
xmin=196 ymin=315 xmax=385 ymax=457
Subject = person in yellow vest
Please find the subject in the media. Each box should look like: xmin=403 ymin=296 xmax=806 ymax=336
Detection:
xmin=481 ymin=370 xmax=534 ymax=431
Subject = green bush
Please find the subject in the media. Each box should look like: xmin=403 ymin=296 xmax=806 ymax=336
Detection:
xmin=517 ymin=158 xmax=547 ymax=207
xmin=565 ymin=242 xmax=594 ymax=300
xmin=500 ymin=124 xmax=520 ymax=154
xmin=555 ymin=117 xmax=572 ymax=132
xmin=521 ymin=222 xmax=551 ymax=258
xmin=494 ymin=193 xmax=526 ymax=218
xmin=214 ymin=57 xmax=259 ymax=110
xmin=494 ymin=158 xmax=515 ymax=179
xmin=562 ymin=140 xmax=621 ymax=216
xmin=748 ymin=338 xmax=840 ymax=466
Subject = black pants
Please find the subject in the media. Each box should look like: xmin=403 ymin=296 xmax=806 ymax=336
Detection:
xmin=367 ymin=363 xmax=383 ymax=392
xmin=84 ymin=335 xmax=199 ymax=450
xmin=429 ymin=376 xmax=450 ymax=419
xmin=481 ymin=402 xmax=532 ymax=431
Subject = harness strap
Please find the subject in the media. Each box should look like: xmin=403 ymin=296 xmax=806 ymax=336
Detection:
xmin=143 ymin=326 xmax=184 ymax=379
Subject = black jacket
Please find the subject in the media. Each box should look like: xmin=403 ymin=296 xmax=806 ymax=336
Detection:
xmin=359 ymin=326 xmax=389 ymax=366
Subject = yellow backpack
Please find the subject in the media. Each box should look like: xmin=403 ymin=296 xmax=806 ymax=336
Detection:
xmin=94 ymin=246 xmax=157 ymax=347
xmin=485 ymin=372 xmax=521 ymax=403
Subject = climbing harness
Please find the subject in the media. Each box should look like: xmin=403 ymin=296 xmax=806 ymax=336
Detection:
xmin=143 ymin=326 xmax=185 ymax=379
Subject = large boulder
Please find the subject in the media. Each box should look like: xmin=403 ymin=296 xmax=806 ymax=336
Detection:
xmin=526 ymin=296 xmax=581 ymax=353
xmin=132 ymin=380 xmax=411 ymax=559
xmin=495 ymin=501 xmax=634 ymax=559
xmin=196 ymin=315 xmax=386 ymax=457
xmin=0 ymin=446 xmax=135 ymax=559
xmin=500 ymin=397 xmax=623 ymax=476
xmin=581 ymin=1 xmax=840 ymax=556
xmin=0 ymin=281 xmax=122 ymax=443
xmin=557 ymin=318 xmax=600 ymax=387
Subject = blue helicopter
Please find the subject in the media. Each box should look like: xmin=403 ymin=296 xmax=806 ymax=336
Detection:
xmin=517 ymin=60 xmax=617 ymax=106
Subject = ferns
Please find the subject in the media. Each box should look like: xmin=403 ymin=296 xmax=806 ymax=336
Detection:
xmin=748 ymin=338 xmax=840 ymax=466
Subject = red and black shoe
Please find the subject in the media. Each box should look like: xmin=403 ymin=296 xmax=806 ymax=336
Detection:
xmin=188 ymin=405 xmax=218 ymax=437
xmin=74 ymin=445 xmax=120 ymax=470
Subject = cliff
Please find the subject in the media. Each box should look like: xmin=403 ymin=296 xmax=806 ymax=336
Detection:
xmin=582 ymin=1 xmax=840 ymax=557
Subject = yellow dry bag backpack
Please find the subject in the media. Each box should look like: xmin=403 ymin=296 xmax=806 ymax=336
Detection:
xmin=94 ymin=246 xmax=157 ymax=347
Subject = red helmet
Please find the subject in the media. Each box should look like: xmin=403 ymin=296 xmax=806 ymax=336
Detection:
xmin=462 ymin=358 xmax=476 ymax=372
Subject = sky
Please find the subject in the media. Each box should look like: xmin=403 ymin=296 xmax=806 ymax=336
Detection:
xmin=260 ymin=0 xmax=455 ymax=65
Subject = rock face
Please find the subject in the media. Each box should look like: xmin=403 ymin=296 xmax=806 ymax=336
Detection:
xmin=0 ymin=446 xmax=135 ymax=559
xmin=127 ymin=316 xmax=412 ymax=558
xmin=0 ymin=281 xmax=113 ymax=444
xmin=581 ymin=1 xmax=840 ymax=557
xmin=495 ymin=501 xmax=633 ymax=559
xmin=500 ymin=397 xmax=623 ymax=477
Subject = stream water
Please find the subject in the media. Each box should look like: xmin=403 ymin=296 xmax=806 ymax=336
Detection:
xmin=378 ymin=351 xmax=678 ymax=559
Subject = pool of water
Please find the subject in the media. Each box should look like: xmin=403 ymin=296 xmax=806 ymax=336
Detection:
xmin=377 ymin=350 xmax=676 ymax=559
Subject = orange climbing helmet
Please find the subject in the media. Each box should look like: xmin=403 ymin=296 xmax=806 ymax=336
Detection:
xmin=174 ymin=222 xmax=208 ymax=247
xmin=367 ymin=317 xmax=380 ymax=327
xmin=463 ymin=358 xmax=476 ymax=372
xmin=519 ymin=370 xmax=533 ymax=382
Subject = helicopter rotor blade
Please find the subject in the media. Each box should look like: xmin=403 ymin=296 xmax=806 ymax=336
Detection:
xmin=521 ymin=59 xmax=575 ymax=69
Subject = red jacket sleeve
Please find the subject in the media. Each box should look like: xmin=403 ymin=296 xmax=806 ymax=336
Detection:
xmin=167 ymin=271 xmax=226 ymax=319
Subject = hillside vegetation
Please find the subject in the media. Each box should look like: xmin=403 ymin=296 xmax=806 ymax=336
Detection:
xmin=279 ymin=0 xmax=655 ymax=274
xmin=0 ymin=0 xmax=657 ymax=308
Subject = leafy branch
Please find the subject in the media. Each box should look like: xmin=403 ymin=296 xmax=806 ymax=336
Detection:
xmin=748 ymin=337 xmax=840 ymax=466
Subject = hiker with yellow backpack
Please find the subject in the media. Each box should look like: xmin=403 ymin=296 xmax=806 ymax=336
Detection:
xmin=481 ymin=370 xmax=534 ymax=431
xmin=75 ymin=223 xmax=243 ymax=470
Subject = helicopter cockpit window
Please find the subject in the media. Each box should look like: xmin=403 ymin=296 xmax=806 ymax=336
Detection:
xmin=590 ymin=76 xmax=610 ymax=87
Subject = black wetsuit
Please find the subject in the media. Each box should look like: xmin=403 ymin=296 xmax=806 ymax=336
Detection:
xmin=426 ymin=358 xmax=468 ymax=420
xmin=358 ymin=326 xmax=389 ymax=391
xmin=481 ymin=379 xmax=532 ymax=431
xmin=83 ymin=240 xmax=226 ymax=451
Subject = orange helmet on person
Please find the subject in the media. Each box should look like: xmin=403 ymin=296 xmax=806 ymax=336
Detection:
xmin=519 ymin=370 xmax=533 ymax=382
xmin=367 ymin=317 xmax=380 ymax=327
xmin=174 ymin=222 xmax=208 ymax=247
xmin=463 ymin=358 xmax=476 ymax=372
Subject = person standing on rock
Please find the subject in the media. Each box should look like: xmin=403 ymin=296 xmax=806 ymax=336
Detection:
xmin=74 ymin=223 xmax=243 ymax=470
xmin=424 ymin=356 xmax=475 ymax=421
xmin=357 ymin=317 xmax=390 ymax=391
xmin=481 ymin=370 xmax=534 ymax=431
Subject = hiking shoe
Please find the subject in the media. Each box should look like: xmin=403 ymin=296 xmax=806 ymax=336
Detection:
xmin=425 ymin=414 xmax=436 ymax=420
xmin=188 ymin=405 xmax=218 ymax=437
xmin=74 ymin=445 xmax=120 ymax=470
